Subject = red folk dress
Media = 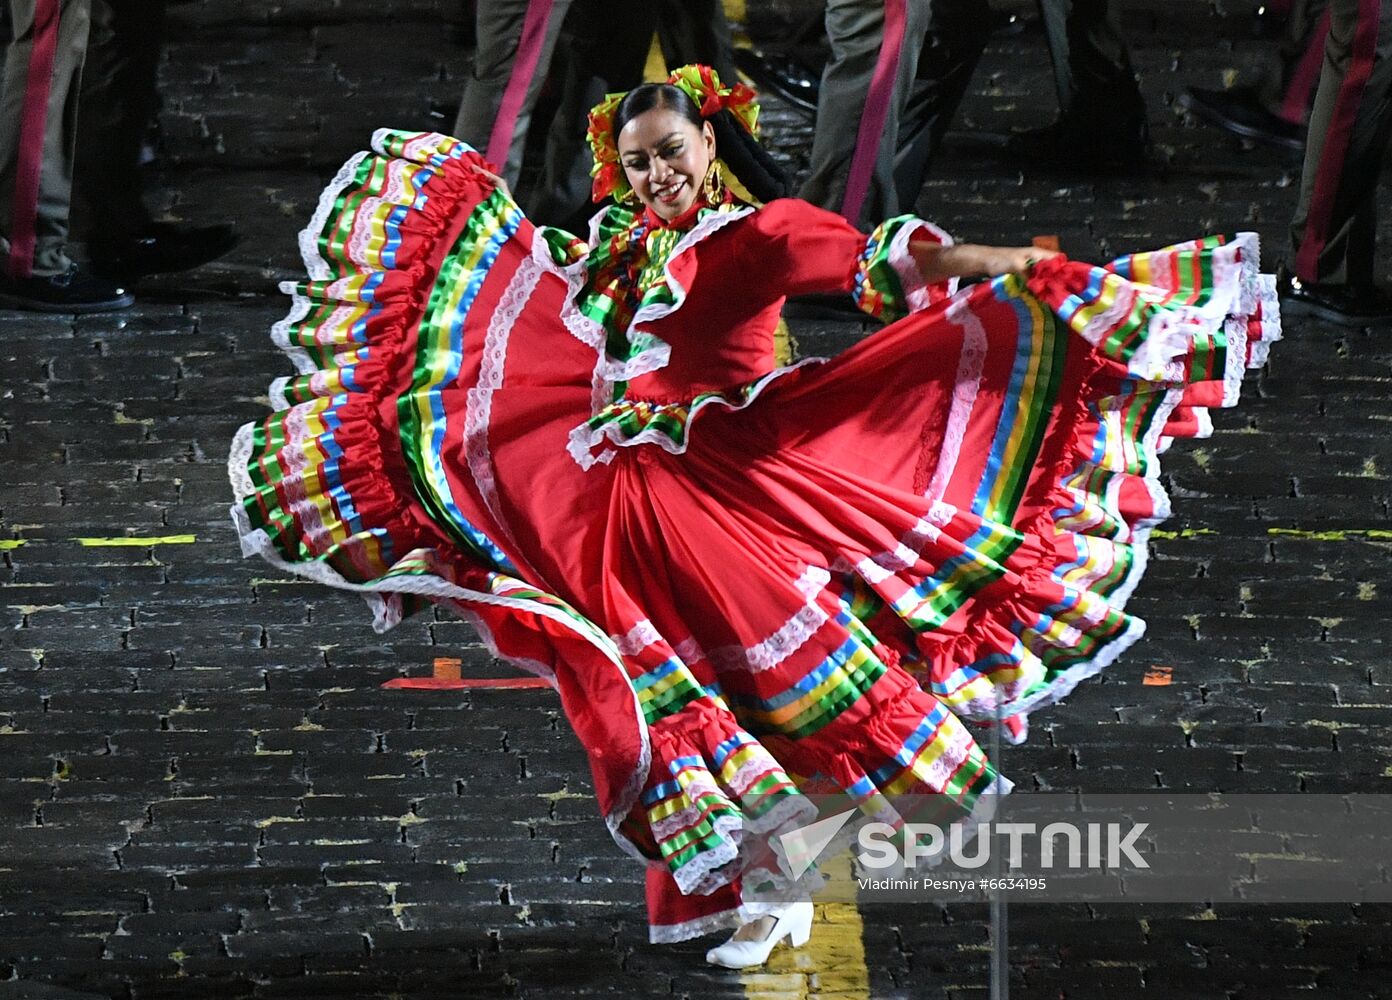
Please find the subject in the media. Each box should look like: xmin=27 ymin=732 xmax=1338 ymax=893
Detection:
xmin=230 ymin=130 xmax=1279 ymax=942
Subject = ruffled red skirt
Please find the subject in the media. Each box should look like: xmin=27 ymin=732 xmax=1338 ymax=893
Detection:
xmin=230 ymin=130 xmax=1278 ymax=942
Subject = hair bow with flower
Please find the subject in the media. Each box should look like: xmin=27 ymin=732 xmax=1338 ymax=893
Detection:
xmin=586 ymin=64 xmax=761 ymax=204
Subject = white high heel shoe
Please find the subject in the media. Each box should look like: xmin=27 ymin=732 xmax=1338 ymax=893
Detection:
xmin=704 ymin=901 xmax=814 ymax=969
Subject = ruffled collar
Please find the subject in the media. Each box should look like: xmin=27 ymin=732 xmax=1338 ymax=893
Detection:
xmin=641 ymin=198 xmax=707 ymax=232
xmin=562 ymin=194 xmax=754 ymax=405
xmin=582 ymin=196 xmax=743 ymax=292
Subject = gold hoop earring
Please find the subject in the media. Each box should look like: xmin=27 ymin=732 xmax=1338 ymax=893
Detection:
xmin=703 ymin=161 xmax=726 ymax=204
xmin=616 ymin=186 xmax=639 ymax=206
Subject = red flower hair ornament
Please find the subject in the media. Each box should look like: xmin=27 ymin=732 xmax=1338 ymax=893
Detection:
xmin=586 ymin=64 xmax=761 ymax=204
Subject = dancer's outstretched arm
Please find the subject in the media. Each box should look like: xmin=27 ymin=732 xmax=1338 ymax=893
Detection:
xmin=910 ymin=240 xmax=1062 ymax=283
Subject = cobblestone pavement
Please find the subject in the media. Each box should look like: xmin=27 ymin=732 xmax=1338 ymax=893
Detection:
xmin=3 ymin=2 xmax=1392 ymax=998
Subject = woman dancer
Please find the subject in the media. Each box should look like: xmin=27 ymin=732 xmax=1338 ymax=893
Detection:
xmin=230 ymin=66 xmax=1278 ymax=966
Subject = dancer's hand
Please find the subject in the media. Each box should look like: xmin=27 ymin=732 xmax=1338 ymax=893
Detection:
xmin=470 ymin=162 xmax=511 ymax=199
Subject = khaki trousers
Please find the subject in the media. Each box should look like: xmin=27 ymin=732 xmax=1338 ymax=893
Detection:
xmin=1289 ymin=0 xmax=1392 ymax=286
xmin=0 ymin=0 xmax=91 ymax=277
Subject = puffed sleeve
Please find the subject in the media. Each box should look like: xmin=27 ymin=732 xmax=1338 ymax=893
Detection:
xmin=744 ymin=198 xmax=959 ymax=322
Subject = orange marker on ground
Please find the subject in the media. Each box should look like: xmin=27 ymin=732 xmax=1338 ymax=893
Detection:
xmin=1143 ymin=665 xmax=1174 ymax=686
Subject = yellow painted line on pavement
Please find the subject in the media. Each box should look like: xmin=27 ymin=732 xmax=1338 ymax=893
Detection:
xmin=1149 ymin=527 xmax=1392 ymax=543
xmin=1267 ymin=527 xmax=1392 ymax=542
xmin=73 ymin=534 xmax=197 ymax=547
xmin=741 ymin=851 xmax=870 ymax=999
xmin=0 ymin=540 xmax=26 ymax=550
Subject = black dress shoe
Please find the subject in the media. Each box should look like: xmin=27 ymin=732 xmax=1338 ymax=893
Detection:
xmin=1179 ymin=87 xmax=1304 ymax=151
xmin=1278 ymin=268 xmax=1392 ymax=328
xmin=90 ymin=222 xmax=239 ymax=280
xmin=0 ymin=263 xmax=134 ymax=313
xmin=1003 ymin=112 xmax=1151 ymax=171
xmin=734 ymin=48 xmax=820 ymax=116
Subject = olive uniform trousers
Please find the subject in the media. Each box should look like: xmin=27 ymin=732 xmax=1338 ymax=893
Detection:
xmin=1289 ymin=0 xmax=1392 ymax=286
xmin=800 ymin=0 xmax=1144 ymax=230
xmin=0 ymin=0 xmax=90 ymax=277
xmin=0 ymin=0 xmax=164 ymax=278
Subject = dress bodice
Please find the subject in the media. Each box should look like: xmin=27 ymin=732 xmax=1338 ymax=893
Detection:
xmin=621 ymin=230 xmax=787 ymax=402
xmin=596 ymin=199 xmax=870 ymax=401
xmin=562 ymin=198 xmax=961 ymax=470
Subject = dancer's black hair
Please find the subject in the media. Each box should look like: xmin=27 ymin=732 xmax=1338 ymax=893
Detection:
xmin=612 ymin=83 xmax=790 ymax=204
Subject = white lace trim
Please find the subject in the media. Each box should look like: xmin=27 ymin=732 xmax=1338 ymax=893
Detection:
xmin=998 ymin=612 xmax=1148 ymax=728
xmin=1231 ymin=230 xmax=1261 ymax=317
xmin=463 ymin=249 xmax=543 ymax=558
xmin=993 ymin=237 xmax=1278 ymax=723
xmin=572 ymin=206 xmax=760 ymax=388
xmin=853 ymin=513 xmax=943 ymax=585
xmin=672 ymin=635 xmax=706 ymax=666
xmin=670 ymin=792 xmax=820 ymax=898
xmin=612 ymin=618 xmax=662 ymax=657
xmin=610 ymin=566 xmax=834 ymax=677
xmin=595 ymin=340 xmax=672 ymax=384
xmin=1247 ymin=273 xmax=1281 ymax=369
xmin=565 ymin=357 xmax=826 ymax=471
xmin=1099 ymin=234 xmax=1257 ymax=385
xmin=648 ymin=906 xmax=742 ymax=944
xmin=794 ymin=564 xmax=832 ymax=601
xmin=627 ymin=206 xmax=755 ymax=334
xmin=542 ymin=205 xmax=758 ymax=428
xmin=887 ymin=219 xmax=960 ymax=314
xmin=539 ymin=233 xmax=618 ymax=461
xmin=1147 ymin=244 xmax=1178 ymax=292
xmin=268 ymin=284 xmax=319 ymax=380
xmin=925 ymin=295 xmax=989 ymax=502
xmin=708 ymin=598 xmax=828 ymax=674
xmin=669 ymin=814 xmax=743 ymax=895
xmin=297 ymin=150 xmax=369 ymax=283
xmin=720 ymin=749 xmax=787 ymax=801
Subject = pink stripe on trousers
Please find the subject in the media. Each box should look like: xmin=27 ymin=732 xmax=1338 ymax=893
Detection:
xmin=1280 ymin=10 xmax=1330 ymax=124
xmin=8 ymin=0 xmax=61 ymax=279
xmin=841 ymin=0 xmax=908 ymax=225
xmin=485 ymin=0 xmax=557 ymax=171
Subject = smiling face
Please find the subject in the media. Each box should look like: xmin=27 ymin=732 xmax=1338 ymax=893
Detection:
xmin=617 ymin=106 xmax=716 ymax=221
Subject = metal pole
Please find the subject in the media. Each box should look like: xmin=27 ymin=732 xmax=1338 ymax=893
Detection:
xmin=989 ymin=688 xmax=1007 ymax=1000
